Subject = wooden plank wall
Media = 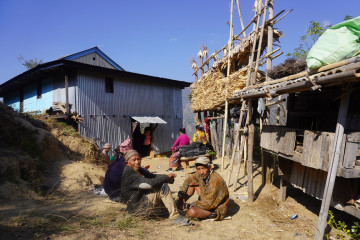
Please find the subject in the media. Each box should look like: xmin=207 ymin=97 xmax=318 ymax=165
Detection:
xmin=261 ymin=126 xmax=357 ymax=174
xmin=260 ymin=125 xmax=296 ymax=155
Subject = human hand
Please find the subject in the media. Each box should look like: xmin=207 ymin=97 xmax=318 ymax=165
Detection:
xmin=168 ymin=172 xmax=177 ymax=183
xmin=168 ymin=172 xmax=177 ymax=178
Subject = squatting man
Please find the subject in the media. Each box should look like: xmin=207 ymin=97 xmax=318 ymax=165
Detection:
xmin=177 ymin=156 xmax=229 ymax=220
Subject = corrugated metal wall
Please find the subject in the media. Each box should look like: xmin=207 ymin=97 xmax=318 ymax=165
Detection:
xmin=72 ymin=52 xmax=116 ymax=69
xmin=75 ymin=70 xmax=183 ymax=152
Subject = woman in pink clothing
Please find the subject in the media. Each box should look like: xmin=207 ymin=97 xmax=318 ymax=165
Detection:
xmin=168 ymin=128 xmax=190 ymax=171
xmin=171 ymin=128 xmax=190 ymax=151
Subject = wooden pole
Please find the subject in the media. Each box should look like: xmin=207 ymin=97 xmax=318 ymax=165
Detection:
xmin=199 ymin=51 xmax=204 ymax=77
xmin=227 ymin=122 xmax=240 ymax=186
xmin=235 ymin=0 xmax=246 ymax=38
xmin=314 ymin=87 xmax=350 ymax=240
xmin=65 ymin=72 xmax=70 ymax=114
xmin=234 ymin=134 xmax=246 ymax=190
xmin=252 ymin=0 xmax=269 ymax=84
xmin=247 ymin=99 xmax=254 ymax=202
xmin=245 ymin=2 xmax=261 ymax=87
xmin=222 ymin=100 xmax=229 ymax=170
xmin=266 ymin=0 xmax=274 ymax=81
xmin=221 ymin=0 xmax=234 ymax=170
xmin=227 ymin=101 xmax=246 ymax=186
xmin=210 ymin=120 xmax=216 ymax=154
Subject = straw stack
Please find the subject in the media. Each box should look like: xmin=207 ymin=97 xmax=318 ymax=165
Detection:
xmin=191 ymin=66 xmax=263 ymax=112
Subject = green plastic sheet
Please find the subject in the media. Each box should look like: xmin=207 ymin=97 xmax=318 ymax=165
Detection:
xmin=306 ymin=16 xmax=360 ymax=69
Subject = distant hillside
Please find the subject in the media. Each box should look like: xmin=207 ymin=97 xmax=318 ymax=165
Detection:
xmin=182 ymin=87 xmax=196 ymax=138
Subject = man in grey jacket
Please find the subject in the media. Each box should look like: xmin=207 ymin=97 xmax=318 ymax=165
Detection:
xmin=121 ymin=150 xmax=190 ymax=225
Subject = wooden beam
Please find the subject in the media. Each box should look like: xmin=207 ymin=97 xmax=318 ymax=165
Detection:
xmin=207 ymin=116 xmax=224 ymax=120
xmin=65 ymin=72 xmax=70 ymax=114
xmin=252 ymin=0 xmax=269 ymax=84
xmin=314 ymin=87 xmax=350 ymax=240
xmin=221 ymin=0 xmax=234 ymax=170
xmin=247 ymin=101 xmax=255 ymax=202
xmin=278 ymin=166 xmax=287 ymax=201
xmin=266 ymin=0 xmax=274 ymax=82
xmin=235 ymin=0 xmax=246 ymax=38
xmin=222 ymin=100 xmax=229 ymax=170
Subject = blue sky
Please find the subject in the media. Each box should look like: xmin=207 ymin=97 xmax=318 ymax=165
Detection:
xmin=0 ymin=0 xmax=359 ymax=85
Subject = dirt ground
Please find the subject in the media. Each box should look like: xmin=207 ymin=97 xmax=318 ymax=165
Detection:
xmin=0 ymin=152 xmax=327 ymax=240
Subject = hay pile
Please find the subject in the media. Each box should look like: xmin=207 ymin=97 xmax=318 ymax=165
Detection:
xmin=191 ymin=67 xmax=263 ymax=111
xmin=190 ymin=29 xmax=280 ymax=112
xmin=267 ymin=58 xmax=307 ymax=79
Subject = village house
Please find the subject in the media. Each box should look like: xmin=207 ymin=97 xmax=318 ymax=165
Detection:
xmin=0 ymin=47 xmax=190 ymax=153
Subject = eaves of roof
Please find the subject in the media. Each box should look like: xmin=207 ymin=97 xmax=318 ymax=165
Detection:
xmin=0 ymin=60 xmax=191 ymax=97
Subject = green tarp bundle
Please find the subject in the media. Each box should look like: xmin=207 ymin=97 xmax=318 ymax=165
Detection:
xmin=306 ymin=16 xmax=360 ymax=69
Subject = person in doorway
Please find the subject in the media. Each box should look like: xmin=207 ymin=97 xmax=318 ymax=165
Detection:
xmin=141 ymin=124 xmax=158 ymax=157
xmin=177 ymin=156 xmax=229 ymax=220
xmin=121 ymin=150 xmax=191 ymax=225
xmin=192 ymin=125 xmax=207 ymax=145
xmin=101 ymin=143 xmax=112 ymax=167
xmin=132 ymin=122 xmax=143 ymax=153
xmin=141 ymin=127 xmax=152 ymax=156
xmin=168 ymin=127 xmax=190 ymax=171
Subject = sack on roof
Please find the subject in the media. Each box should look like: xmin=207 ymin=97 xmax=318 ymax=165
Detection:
xmin=306 ymin=16 xmax=360 ymax=69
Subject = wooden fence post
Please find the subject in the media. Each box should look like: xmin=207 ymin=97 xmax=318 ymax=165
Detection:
xmin=314 ymin=88 xmax=350 ymax=240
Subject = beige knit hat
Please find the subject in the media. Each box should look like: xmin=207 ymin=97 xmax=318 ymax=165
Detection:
xmin=195 ymin=156 xmax=210 ymax=166
xmin=125 ymin=150 xmax=140 ymax=162
xmin=103 ymin=143 xmax=111 ymax=149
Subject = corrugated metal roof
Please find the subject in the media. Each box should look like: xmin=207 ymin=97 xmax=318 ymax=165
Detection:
xmin=131 ymin=116 xmax=167 ymax=124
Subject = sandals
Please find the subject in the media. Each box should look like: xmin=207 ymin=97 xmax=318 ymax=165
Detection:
xmin=172 ymin=215 xmax=192 ymax=226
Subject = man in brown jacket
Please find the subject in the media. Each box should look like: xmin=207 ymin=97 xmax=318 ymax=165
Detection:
xmin=177 ymin=156 xmax=229 ymax=220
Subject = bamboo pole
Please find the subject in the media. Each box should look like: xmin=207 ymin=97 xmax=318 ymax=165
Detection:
xmin=227 ymin=100 xmax=246 ymax=186
xmin=227 ymin=123 xmax=240 ymax=186
xmin=314 ymin=87 xmax=350 ymax=240
xmin=234 ymin=134 xmax=246 ymax=190
xmin=245 ymin=0 xmax=261 ymax=87
xmin=252 ymin=0 xmax=269 ymax=84
xmin=208 ymin=116 xmax=224 ymax=120
xmin=266 ymin=0 xmax=274 ymax=82
xmin=235 ymin=0 xmax=246 ymax=38
xmin=221 ymin=0 xmax=234 ymax=170
xmin=192 ymin=5 xmax=268 ymax=76
xmin=245 ymin=0 xmax=263 ymax=202
xmin=247 ymin=99 xmax=255 ymax=202
xmin=65 ymin=72 xmax=70 ymax=114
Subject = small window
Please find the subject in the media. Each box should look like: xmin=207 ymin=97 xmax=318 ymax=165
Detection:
xmin=37 ymin=81 xmax=42 ymax=99
xmin=93 ymin=57 xmax=96 ymax=61
xmin=105 ymin=77 xmax=114 ymax=93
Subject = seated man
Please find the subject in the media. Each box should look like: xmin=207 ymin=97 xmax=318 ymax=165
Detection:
xmin=177 ymin=156 xmax=229 ymax=220
xmin=121 ymin=150 xmax=190 ymax=225
xmin=103 ymin=152 xmax=126 ymax=202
